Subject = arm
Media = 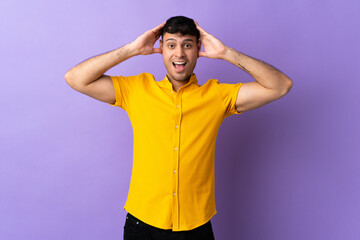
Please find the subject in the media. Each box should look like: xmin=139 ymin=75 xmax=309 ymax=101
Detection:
xmin=195 ymin=22 xmax=293 ymax=112
xmin=64 ymin=22 xmax=165 ymax=104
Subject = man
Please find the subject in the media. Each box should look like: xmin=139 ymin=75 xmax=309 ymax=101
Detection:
xmin=65 ymin=16 xmax=292 ymax=240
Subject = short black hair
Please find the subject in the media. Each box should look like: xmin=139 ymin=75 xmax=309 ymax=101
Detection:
xmin=161 ymin=16 xmax=200 ymax=41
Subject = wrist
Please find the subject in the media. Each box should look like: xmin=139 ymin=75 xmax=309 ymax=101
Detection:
xmin=220 ymin=46 xmax=233 ymax=61
xmin=123 ymin=42 xmax=141 ymax=57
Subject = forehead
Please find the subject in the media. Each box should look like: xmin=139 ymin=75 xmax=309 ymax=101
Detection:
xmin=162 ymin=32 xmax=197 ymax=42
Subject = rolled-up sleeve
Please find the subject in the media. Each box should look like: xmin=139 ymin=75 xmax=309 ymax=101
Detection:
xmin=108 ymin=75 xmax=139 ymax=111
xmin=216 ymin=81 xmax=244 ymax=118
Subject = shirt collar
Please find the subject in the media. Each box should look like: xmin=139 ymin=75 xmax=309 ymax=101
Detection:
xmin=159 ymin=73 xmax=198 ymax=91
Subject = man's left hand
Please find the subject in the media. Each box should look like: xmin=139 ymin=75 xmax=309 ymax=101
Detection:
xmin=195 ymin=21 xmax=229 ymax=59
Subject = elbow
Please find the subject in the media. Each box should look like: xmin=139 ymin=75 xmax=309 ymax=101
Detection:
xmin=64 ymin=70 xmax=81 ymax=90
xmin=279 ymin=76 xmax=293 ymax=97
xmin=286 ymin=77 xmax=293 ymax=93
xmin=64 ymin=70 xmax=74 ymax=86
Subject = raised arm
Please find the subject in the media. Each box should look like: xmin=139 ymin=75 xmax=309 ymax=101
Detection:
xmin=64 ymin=22 xmax=165 ymax=104
xmin=195 ymin=22 xmax=293 ymax=112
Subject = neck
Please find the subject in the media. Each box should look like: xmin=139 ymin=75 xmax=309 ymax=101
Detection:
xmin=167 ymin=75 xmax=191 ymax=92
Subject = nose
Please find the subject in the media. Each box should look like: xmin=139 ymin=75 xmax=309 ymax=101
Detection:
xmin=174 ymin=46 xmax=185 ymax=58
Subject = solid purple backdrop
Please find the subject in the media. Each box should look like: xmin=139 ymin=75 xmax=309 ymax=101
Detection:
xmin=1 ymin=0 xmax=359 ymax=239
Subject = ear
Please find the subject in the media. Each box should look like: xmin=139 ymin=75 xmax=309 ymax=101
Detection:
xmin=159 ymin=39 xmax=163 ymax=49
xmin=197 ymin=41 xmax=201 ymax=58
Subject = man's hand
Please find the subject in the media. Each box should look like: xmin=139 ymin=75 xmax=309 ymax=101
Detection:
xmin=130 ymin=22 xmax=166 ymax=56
xmin=195 ymin=21 xmax=229 ymax=59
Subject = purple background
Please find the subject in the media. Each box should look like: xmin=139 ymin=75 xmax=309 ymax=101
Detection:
xmin=1 ymin=0 xmax=359 ymax=239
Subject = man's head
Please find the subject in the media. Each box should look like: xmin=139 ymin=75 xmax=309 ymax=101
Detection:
xmin=160 ymin=16 xmax=201 ymax=84
xmin=161 ymin=16 xmax=200 ymax=42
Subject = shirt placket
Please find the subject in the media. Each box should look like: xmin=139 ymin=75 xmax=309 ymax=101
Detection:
xmin=172 ymin=89 xmax=182 ymax=230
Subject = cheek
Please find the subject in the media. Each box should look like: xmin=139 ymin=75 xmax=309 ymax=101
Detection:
xmin=162 ymin=54 xmax=173 ymax=69
xmin=162 ymin=51 xmax=171 ymax=60
xmin=190 ymin=52 xmax=198 ymax=62
xmin=162 ymin=52 xmax=169 ymax=62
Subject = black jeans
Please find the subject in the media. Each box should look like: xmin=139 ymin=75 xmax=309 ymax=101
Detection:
xmin=124 ymin=212 xmax=215 ymax=240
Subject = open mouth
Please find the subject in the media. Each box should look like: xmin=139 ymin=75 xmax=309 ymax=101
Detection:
xmin=173 ymin=61 xmax=187 ymax=71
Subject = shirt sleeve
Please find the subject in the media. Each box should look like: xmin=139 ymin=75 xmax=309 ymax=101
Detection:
xmin=108 ymin=75 xmax=139 ymax=111
xmin=216 ymin=81 xmax=244 ymax=118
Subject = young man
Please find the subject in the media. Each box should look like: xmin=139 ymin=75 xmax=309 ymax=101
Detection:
xmin=65 ymin=16 xmax=292 ymax=240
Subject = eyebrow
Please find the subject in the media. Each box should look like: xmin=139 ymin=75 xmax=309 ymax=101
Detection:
xmin=165 ymin=38 xmax=194 ymax=42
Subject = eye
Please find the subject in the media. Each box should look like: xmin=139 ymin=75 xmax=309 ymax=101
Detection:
xmin=184 ymin=44 xmax=192 ymax=48
xmin=168 ymin=44 xmax=175 ymax=49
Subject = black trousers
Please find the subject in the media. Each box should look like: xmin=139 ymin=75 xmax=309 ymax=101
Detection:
xmin=124 ymin=212 xmax=215 ymax=240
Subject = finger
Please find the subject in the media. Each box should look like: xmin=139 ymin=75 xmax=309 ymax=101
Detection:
xmin=194 ymin=21 xmax=207 ymax=35
xmin=153 ymin=21 xmax=166 ymax=31
xmin=194 ymin=20 xmax=200 ymax=27
xmin=153 ymin=47 xmax=162 ymax=54
xmin=151 ymin=21 xmax=166 ymax=36
xmin=198 ymin=51 xmax=207 ymax=57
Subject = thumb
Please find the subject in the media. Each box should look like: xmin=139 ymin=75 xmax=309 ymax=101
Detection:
xmin=198 ymin=51 xmax=207 ymax=57
xmin=153 ymin=47 xmax=162 ymax=54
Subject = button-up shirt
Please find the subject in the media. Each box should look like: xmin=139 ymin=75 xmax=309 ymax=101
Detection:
xmin=109 ymin=73 xmax=243 ymax=231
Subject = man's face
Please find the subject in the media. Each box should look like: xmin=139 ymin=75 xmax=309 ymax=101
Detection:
xmin=160 ymin=32 xmax=200 ymax=83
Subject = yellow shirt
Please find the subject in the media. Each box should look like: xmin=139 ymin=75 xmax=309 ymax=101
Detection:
xmin=109 ymin=73 xmax=243 ymax=231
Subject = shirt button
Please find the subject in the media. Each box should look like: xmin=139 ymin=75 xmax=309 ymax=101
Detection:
xmin=174 ymin=147 xmax=177 ymax=151
xmin=173 ymin=193 xmax=176 ymax=196
xmin=173 ymin=170 xmax=176 ymax=173
xmin=176 ymin=105 xmax=179 ymax=108
xmin=175 ymin=125 xmax=178 ymax=128
xmin=171 ymin=91 xmax=174 ymax=94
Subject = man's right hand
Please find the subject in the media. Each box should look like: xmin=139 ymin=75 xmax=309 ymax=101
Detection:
xmin=129 ymin=22 xmax=166 ymax=55
xmin=65 ymin=22 xmax=166 ymax=105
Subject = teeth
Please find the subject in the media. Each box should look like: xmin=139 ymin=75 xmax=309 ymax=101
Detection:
xmin=173 ymin=62 xmax=186 ymax=65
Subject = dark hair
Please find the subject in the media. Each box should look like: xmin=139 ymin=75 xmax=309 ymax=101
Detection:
xmin=161 ymin=16 xmax=200 ymax=41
